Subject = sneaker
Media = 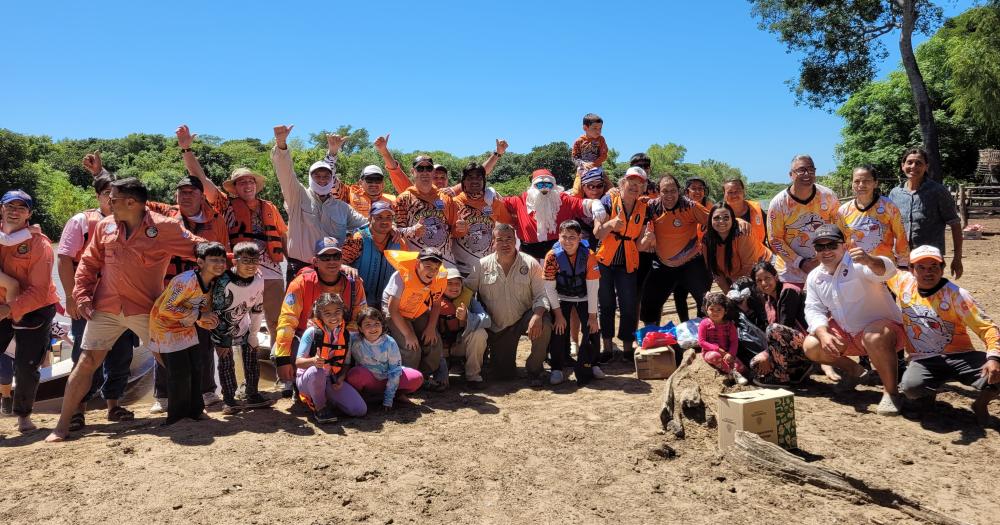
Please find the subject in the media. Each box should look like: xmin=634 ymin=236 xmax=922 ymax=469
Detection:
xmin=570 ymin=341 xmax=579 ymax=358
xmin=243 ymin=393 xmax=274 ymax=409
xmin=550 ymin=370 xmax=565 ymax=386
xmin=313 ymin=406 xmax=337 ymax=424
xmin=592 ymin=366 xmax=607 ymax=380
xmin=732 ymin=370 xmax=749 ymax=386
xmin=278 ymin=380 xmax=294 ymax=398
xmin=876 ymin=393 xmax=903 ymax=416
xmin=202 ymin=391 xmax=223 ymax=407
xmin=150 ymin=398 xmax=168 ymax=414
xmin=0 ymin=396 xmax=12 ymax=416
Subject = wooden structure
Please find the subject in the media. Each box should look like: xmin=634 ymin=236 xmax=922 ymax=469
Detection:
xmin=957 ymin=184 xmax=1000 ymax=226
xmin=976 ymin=148 xmax=1000 ymax=184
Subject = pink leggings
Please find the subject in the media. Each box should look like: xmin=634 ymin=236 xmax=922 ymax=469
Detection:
xmin=702 ymin=350 xmax=747 ymax=375
xmin=345 ymin=366 xmax=423 ymax=396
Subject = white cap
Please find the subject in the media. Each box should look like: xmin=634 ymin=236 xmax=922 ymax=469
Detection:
xmin=624 ymin=166 xmax=648 ymax=181
xmin=362 ymin=165 xmax=384 ymax=177
xmin=309 ymin=160 xmax=334 ymax=175
xmin=909 ymin=245 xmax=944 ymax=264
xmin=446 ymin=267 xmax=462 ymax=280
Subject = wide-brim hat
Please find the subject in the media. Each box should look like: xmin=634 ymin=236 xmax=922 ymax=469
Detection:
xmin=223 ymin=168 xmax=266 ymax=195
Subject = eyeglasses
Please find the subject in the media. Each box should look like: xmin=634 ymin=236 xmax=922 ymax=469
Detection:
xmin=415 ymin=165 xmax=434 ymax=173
xmin=711 ymin=215 xmax=731 ymax=222
xmin=317 ymin=253 xmax=343 ymax=261
xmin=813 ymin=241 xmax=841 ymax=252
xmin=535 ymin=182 xmax=554 ymax=189
xmin=362 ymin=176 xmax=384 ymax=183
xmin=792 ymin=168 xmax=817 ymax=175
xmin=235 ymin=257 xmax=258 ymax=264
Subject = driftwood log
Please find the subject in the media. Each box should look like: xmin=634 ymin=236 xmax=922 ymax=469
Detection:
xmin=726 ymin=431 xmax=972 ymax=525
xmin=659 ymin=348 xmax=705 ymax=437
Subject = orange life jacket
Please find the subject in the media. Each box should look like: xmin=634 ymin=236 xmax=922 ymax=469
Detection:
xmin=292 ymin=268 xmax=359 ymax=333
xmin=385 ymin=250 xmax=447 ymax=319
xmin=596 ymin=194 xmax=647 ymax=272
xmin=307 ymin=319 xmax=349 ymax=376
xmin=229 ymin=198 xmax=285 ymax=263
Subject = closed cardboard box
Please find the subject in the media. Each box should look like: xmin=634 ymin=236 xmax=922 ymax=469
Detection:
xmin=634 ymin=346 xmax=677 ymax=380
xmin=717 ymin=389 xmax=797 ymax=453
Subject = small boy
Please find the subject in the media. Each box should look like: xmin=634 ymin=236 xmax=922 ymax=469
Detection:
xmin=543 ymin=220 xmax=603 ymax=386
xmin=149 ymin=242 xmax=228 ymax=425
xmin=436 ymin=267 xmax=491 ymax=388
xmin=211 ymin=242 xmax=274 ymax=414
xmin=572 ymin=113 xmax=608 ymax=171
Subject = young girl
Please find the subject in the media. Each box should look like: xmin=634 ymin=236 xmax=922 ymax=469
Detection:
xmin=698 ymin=291 xmax=748 ymax=386
xmin=347 ymin=307 xmax=424 ymax=411
xmin=296 ymin=293 xmax=367 ymax=424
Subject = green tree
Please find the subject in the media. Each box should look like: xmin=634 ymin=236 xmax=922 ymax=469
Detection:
xmin=750 ymin=0 xmax=946 ymax=180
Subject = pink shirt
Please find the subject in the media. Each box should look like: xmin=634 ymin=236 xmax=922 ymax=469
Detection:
xmin=57 ymin=212 xmax=91 ymax=259
xmin=698 ymin=318 xmax=738 ymax=357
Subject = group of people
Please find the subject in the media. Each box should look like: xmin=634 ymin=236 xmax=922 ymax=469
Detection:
xmin=0 ymin=113 xmax=995 ymax=442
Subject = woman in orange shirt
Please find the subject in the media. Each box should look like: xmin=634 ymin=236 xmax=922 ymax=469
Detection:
xmin=702 ymin=203 xmax=772 ymax=291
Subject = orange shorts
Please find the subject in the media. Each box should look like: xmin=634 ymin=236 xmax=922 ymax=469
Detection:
xmin=827 ymin=319 xmax=906 ymax=357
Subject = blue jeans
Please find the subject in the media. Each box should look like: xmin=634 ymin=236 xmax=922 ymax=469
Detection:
xmin=598 ymin=263 xmax=638 ymax=345
xmin=71 ymin=318 xmax=135 ymax=402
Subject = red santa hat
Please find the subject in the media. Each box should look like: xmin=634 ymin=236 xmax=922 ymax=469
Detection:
xmin=531 ymin=168 xmax=557 ymax=186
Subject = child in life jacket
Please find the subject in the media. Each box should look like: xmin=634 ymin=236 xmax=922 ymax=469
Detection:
xmin=436 ymin=268 xmax=491 ymax=388
xmin=295 ymin=293 xmax=367 ymax=424
xmin=347 ymin=307 xmax=424 ymax=411
xmin=543 ymin=220 xmax=603 ymax=386
xmin=698 ymin=291 xmax=749 ymax=386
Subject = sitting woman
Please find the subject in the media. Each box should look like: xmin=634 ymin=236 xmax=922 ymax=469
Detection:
xmin=702 ymin=202 xmax=772 ymax=291
xmin=347 ymin=307 xmax=424 ymax=411
xmin=296 ymin=293 xmax=367 ymax=424
xmin=749 ymin=261 xmax=813 ymax=387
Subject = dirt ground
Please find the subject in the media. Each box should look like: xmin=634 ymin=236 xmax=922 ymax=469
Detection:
xmin=3 ymin=221 xmax=1000 ymax=525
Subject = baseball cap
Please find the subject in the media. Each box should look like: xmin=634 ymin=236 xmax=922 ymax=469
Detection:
xmin=624 ymin=166 xmax=648 ymax=181
xmin=369 ymin=201 xmax=394 ymax=217
xmin=1 ymin=190 xmax=33 ymax=209
xmin=361 ymin=165 xmax=384 ymax=180
xmin=433 ymin=164 xmax=448 ymax=173
xmin=909 ymin=245 xmax=944 ymax=264
xmin=314 ymin=237 xmax=342 ymax=255
xmin=412 ymin=155 xmax=434 ymax=167
xmin=811 ymin=224 xmax=845 ymax=245
xmin=175 ymin=176 xmax=205 ymax=192
xmin=309 ymin=160 xmax=334 ymax=175
xmin=417 ymin=247 xmax=444 ymax=263
xmin=445 ymin=267 xmax=462 ymax=280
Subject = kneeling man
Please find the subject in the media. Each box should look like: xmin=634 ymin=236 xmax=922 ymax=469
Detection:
xmin=889 ymin=245 xmax=999 ymax=425
xmin=803 ymin=224 xmax=906 ymax=416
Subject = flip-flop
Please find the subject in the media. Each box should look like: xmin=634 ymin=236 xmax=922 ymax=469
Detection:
xmin=68 ymin=412 xmax=86 ymax=432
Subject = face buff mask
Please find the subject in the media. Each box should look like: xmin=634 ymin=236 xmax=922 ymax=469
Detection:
xmin=310 ymin=176 xmax=338 ymax=196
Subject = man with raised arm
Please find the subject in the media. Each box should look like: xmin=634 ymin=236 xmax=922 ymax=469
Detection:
xmin=271 ymin=124 xmax=368 ymax=279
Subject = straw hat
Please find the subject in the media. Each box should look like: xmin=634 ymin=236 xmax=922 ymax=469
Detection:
xmin=223 ymin=167 xmax=266 ymax=195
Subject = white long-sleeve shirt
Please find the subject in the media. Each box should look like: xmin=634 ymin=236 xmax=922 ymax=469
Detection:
xmin=804 ymin=252 xmax=901 ymax=335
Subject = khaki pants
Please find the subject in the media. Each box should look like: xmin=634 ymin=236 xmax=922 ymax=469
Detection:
xmin=445 ymin=327 xmax=488 ymax=379
xmin=388 ymin=311 xmax=442 ymax=377
xmin=487 ymin=310 xmax=551 ymax=380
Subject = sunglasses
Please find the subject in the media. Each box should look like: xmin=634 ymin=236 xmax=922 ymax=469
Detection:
xmin=584 ymin=183 xmax=605 ymax=189
xmin=535 ymin=182 xmax=554 ymax=189
xmin=362 ymin=176 xmax=384 ymax=183
xmin=235 ymin=257 xmax=259 ymax=264
xmin=813 ymin=241 xmax=841 ymax=253
xmin=711 ymin=214 xmax=731 ymax=222
xmin=415 ymin=165 xmax=434 ymax=173
xmin=317 ymin=253 xmax=343 ymax=261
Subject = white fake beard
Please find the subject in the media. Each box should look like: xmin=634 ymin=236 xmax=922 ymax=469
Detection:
xmin=526 ymin=187 xmax=562 ymax=241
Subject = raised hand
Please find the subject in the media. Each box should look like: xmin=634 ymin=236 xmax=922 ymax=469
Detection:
xmin=327 ymin=133 xmax=347 ymax=154
xmin=373 ymin=133 xmax=390 ymax=153
xmin=176 ymin=125 xmax=196 ymax=149
xmin=273 ymin=124 xmax=294 ymax=149
xmin=82 ymin=151 xmax=103 ymax=176
xmin=495 ymin=139 xmax=508 ymax=155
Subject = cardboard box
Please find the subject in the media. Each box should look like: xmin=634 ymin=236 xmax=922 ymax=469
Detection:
xmin=717 ymin=388 xmax=797 ymax=453
xmin=634 ymin=346 xmax=676 ymax=380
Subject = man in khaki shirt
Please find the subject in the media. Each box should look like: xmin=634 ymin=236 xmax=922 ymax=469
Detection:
xmin=466 ymin=224 xmax=551 ymax=386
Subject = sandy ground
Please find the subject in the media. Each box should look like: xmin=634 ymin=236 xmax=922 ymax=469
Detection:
xmin=3 ymin=222 xmax=1000 ymax=525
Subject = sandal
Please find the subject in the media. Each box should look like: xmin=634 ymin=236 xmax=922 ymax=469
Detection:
xmin=68 ymin=412 xmax=85 ymax=432
xmin=107 ymin=406 xmax=135 ymax=422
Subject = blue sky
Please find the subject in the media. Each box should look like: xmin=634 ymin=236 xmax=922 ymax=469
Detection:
xmin=2 ymin=1 xmax=979 ymax=183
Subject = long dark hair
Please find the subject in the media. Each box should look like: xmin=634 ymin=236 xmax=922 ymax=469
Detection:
xmin=750 ymin=260 xmax=780 ymax=296
xmin=704 ymin=202 xmax=739 ymax=276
